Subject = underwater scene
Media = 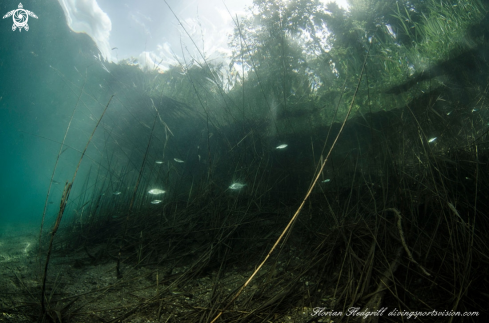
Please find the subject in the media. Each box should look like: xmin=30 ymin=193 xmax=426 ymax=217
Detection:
xmin=0 ymin=0 xmax=488 ymax=321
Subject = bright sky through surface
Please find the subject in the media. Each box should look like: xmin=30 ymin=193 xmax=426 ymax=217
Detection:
xmin=57 ymin=0 xmax=349 ymax=71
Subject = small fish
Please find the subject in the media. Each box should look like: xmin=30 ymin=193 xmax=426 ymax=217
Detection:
xmin=112 ymin=47 xmax=118 ymax=50
xmin=321 ymin=179 xmax=331 ymax=183
xmin=276 ymin=144 xmax=288 ymax=149
xmin=229 ymin=183 xmax=246 ymax=190
xmin=428 ymin=137 xmax=437 ymax=143
xmin=198 ymin=154 xmax=201 ymax=161
xmin=472 ymin=108 xmax=478 ymax=113
xmin=113 ymin=191 xmax=122 ymax=195
xmin=446 ymin=111 xmax=452 ymax=115
xmin=174 ymin=158 xmax=184 ymax=163
xmin=74 ymin=66 xmax=79 ymax=73
xmin=148 ymin=188 xmax=166 ymax=195
xmin=151 ymin=200 xmax=162 ymax=204
xmin=155 ymin=160 xmax=163 ymax=164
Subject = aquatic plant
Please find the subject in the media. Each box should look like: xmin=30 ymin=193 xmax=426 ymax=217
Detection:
xmin=40 ymin=95 xmax=114 ymax=319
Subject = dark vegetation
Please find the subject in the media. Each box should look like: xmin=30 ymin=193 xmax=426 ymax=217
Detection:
xmin=1 ymin=0 xmax=489 ymax=322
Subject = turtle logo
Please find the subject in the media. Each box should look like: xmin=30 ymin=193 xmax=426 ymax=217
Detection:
xmin=3 ymin=3 xmax=38 ymax=32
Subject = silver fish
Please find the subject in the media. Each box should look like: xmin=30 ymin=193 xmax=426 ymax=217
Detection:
xmin=151 ymin=200 xmax=162 ymax=204
xmin=428 ymin=137 xmax=437 ymax=143
xmin=155 ymin=160 xmax=163 ymax=164
xmin=275 ymin=144 xmax=288 ymax=149
xmin=229 ymin=183 xmax=246 ymax=190
xmin=113 ymin=191 xmax=122 ymax=195
xmin=148 ymin=188 xmax=166 ymax=195
xmin=174 ymin=158 xmax=184 ymax=163
xmin=321 ymin=179 xmax=331 ymax=183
